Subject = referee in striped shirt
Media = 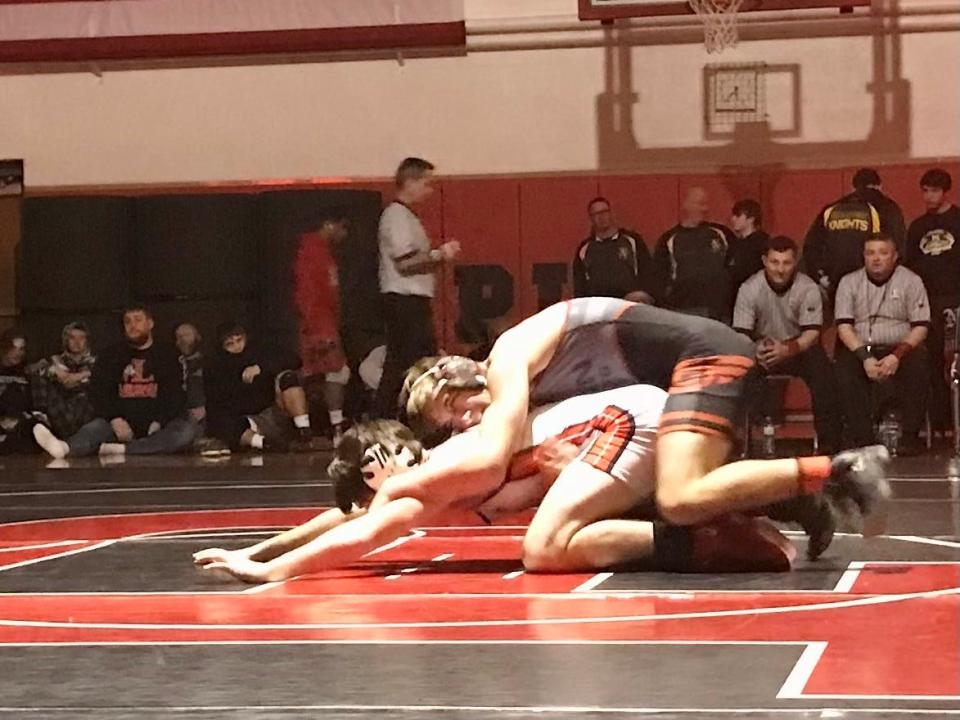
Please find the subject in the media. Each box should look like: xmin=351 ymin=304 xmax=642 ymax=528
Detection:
xmin=835 ymin=233 xmax=930 ymax=454
xmin=733 ymin=235 xmax=842 ymax=454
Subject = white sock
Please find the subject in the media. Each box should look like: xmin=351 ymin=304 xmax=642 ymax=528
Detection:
xmin=98 ymin=443 xmax=126 ymax=456
xmin=33 ymin=425 xmax=69 ymax=460
xmin=293 ymin=414 xmax=311 ymax=429
xmin=250 ymin=433 xmax=265 ymax=449
xmin=328 ymin=410 xmax=344 ymax=427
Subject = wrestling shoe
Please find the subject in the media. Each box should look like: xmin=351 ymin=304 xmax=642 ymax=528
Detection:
xmin=762 ymin=494 xmax=836 ymax=561
xmin=826 ymin=445 xmax=892 ymax=536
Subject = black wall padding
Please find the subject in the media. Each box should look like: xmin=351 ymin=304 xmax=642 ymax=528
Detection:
xmin=259 ymin=189 xmax=384 ymax=362
xmin=132 ymin=195 xmax=260 ymax=300
xmin=18 ymin=197 xmax=131 ymax=311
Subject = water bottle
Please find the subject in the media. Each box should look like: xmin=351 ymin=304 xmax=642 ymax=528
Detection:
xmin=761 ymin=415 xmax=776 ymax=458
xmin=878 ymin=410 xmax=902 ymax=457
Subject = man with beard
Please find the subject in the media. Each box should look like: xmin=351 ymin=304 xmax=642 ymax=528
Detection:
xmin=33 ymin=306 xmax=197 ymax=458
xmin=733 ymin=235 xmax=842 ymax=455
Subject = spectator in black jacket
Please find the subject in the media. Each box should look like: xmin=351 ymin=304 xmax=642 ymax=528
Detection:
xmin=205 ymin=321 xmax=318 ymax=452
xmin=33 ymin=306 xmax=198 ymax=459
xmin=573 ymin=197 xmax=655 ymax=303
xmin=728 ymin=198 xmax=768 ymax=292
xmin=804 ymin=167 xmax=907 ymax=298
xmin=653 ymin=186 xmax=736 ymax=322
xmin=905 ymin=168 xmax=960 ymax=435
xmin=0 ymin=329 xmax=41 ymax=454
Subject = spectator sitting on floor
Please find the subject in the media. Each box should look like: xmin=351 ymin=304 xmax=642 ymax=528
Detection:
xmin=33 ymin=306 xmax=198 ymax=459
xmin=0 ymin=328 xmax=43 ymax=454
xmin=28 ymin=322 xmax=97 ymax=438
xmin=834 ymin=233 xmax=930 ymax=455
xmin=175 ymin=322 xmax=206 ymax=426
xmin=733 ymin=235 xmax=843 ymax=455
xmin=204 ymin=321 xmax=319 ymax=452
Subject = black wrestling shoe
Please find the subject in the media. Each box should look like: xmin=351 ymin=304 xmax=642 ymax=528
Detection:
xmin=762 ymin=494 xmax=836 ymax=561
xmin=827 ymin=445 xmax=892 ymax=536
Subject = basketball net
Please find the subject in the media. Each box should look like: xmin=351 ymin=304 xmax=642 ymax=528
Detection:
xmin=688 ymin=0 xmax=745 ymax=53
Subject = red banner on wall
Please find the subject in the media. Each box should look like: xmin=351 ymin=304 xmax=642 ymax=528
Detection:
xmin=0 ymin=0 xmax=465 ymax=63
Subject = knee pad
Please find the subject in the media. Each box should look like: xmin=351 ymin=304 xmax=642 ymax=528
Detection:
xmin=324 ymin=365 xmax=350 ymax=385
xmin=276 ymin=370 xmax=302 ymax=392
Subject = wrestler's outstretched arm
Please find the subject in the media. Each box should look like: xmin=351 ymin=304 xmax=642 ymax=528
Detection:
xmin=199 ymin=495 xmax=442 ymax=583
xmin=192 ymin=506 xmax=364 ymax=569
xmin=371 ymin=303 xmax=568 ymax=510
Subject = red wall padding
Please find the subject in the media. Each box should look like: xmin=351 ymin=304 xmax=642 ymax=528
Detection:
xmin=438 ymin=179 xmax=522 ymax=350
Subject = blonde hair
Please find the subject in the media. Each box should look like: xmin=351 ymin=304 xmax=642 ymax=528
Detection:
xmin=399 ymin=356 xmax=442 ymax=428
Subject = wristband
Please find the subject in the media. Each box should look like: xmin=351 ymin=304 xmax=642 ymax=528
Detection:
xmin=785 ymin=339 xmax=801 ymax=356
xmin=891 ymin=342 xmax=912 ymax=359
xmin=854 ymin=346 xmax=871 ymax=362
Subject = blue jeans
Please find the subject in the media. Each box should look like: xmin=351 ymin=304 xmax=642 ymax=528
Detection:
xmin=67 ymin=417 xmax=198 ymax=457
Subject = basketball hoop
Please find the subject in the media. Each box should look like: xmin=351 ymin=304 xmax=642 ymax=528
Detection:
xmin=689 ymin=0 xmax=745 ymax=53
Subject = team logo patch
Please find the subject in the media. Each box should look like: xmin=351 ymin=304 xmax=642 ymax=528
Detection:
xmin=920 ymin=229 xmax=956 ymax=256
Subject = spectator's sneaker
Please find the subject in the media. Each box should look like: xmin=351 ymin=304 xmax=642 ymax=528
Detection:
xmin=827 ymin=445 xmax=891 ymax=536
xmin=762 ymin=494 xmax=837 ymax=561
xmin=33 ymin=424 xmax=69 ymax=460
xmin=196 ymin=437 xmax=231 ymax=458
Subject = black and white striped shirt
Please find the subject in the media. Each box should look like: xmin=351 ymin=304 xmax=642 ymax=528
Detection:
xmin=733 ymin=270 xmax=822 ymax=341
xmin=834 ymin=266 xmax=930 ymax=346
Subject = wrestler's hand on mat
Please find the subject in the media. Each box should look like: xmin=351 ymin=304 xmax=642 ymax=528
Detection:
xmin=202 ymin=557 xmax=275 ymax=584
xmin=192 ymin=547 xmax=250 ymax=567
xmin=533 ymin=437 xmax=581 ymax=482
